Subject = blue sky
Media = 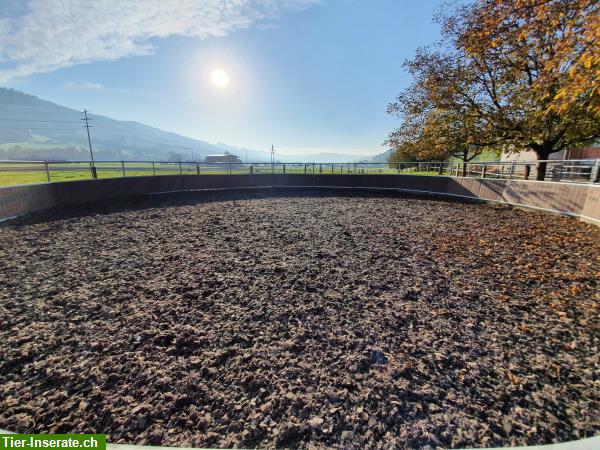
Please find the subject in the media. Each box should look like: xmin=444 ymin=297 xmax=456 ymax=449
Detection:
xmin=0 ymin=0 xmax=444 ymax=156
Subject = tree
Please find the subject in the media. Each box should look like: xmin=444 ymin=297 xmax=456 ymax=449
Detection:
xmin=386 ymin=50 xmax=500 ymax=175
xmin=387 ymin=0 xmax=600 ymax=180
xmin=167 ymin=151 xmax=183 ymax=162
xmin=458 ymin=0 xmax=599 ymax=118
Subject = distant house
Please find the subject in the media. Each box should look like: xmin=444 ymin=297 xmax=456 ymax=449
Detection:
xmin=501 ymin=144 xmax=600 ymax=162
xmin=564 ymin=145 xmax=600 ymax=160
xmin=204 ymin=154 xmax=242 ymax=164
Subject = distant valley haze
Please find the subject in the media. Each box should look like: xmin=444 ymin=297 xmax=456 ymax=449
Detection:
xmin=0 ymin=87 xmax=376 ymax=163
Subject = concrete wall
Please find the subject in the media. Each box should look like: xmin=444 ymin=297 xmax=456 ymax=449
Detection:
xmin=0 ymin=174 xmax=598 ymax=225
xmin=446 ymin=178 xmax=600 ymax=225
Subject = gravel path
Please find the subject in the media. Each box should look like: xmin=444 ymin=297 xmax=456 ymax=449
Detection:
xmin=0 ymin=190 xmax=599 ymax=449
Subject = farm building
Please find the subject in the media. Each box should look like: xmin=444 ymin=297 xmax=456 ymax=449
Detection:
xmin=204 ymin=154 xmax=242 ymax=164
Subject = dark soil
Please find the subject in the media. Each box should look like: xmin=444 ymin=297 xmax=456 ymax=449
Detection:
xmin=0 ymin=190 xmax=599 ymax=449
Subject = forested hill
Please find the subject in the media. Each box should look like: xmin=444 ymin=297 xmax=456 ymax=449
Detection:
xmin=0 ymin=88 xmax=266 ymax=161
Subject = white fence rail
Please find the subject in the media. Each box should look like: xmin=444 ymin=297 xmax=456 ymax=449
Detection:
xmin=0 ymin=159 xmax=598 ymax=186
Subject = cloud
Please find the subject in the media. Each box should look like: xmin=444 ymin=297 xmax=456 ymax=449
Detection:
xmin=64 ymin=81 xmax=104 ymax=91
xmin=0 ymin=0 xmax=320 ymax=83
xmin=277 ymin=146 xmax=375 ymax=156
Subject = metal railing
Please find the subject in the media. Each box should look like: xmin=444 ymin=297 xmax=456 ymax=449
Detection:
xmin=0 ymin=158 xmax=598 ymax=187
xmin=392 ymin=159 xmax=600 ymax=183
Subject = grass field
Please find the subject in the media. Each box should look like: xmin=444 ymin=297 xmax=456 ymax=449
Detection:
xmin=0 ymin=162 xmax=440 ymax=187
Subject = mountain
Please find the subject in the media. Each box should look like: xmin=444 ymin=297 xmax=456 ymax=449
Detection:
xmin=364 ymin=149 xmax=393 ymax=163
xmin=0 ymin=87 xmax=270 ymax=162
xmin=275 ymin=152 xmax=371 ymax=163
xmin=0 ymin=88 xmax=377 ymax=163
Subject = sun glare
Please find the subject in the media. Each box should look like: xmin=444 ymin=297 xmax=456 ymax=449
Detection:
xmin=210 ymin=69 xmax=230 ymax=89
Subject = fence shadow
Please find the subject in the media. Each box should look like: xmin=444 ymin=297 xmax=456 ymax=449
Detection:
xmin=4 ymin=186 xmax=472 ymax=226
xmin=447 ymin=178 xmax=595 ymax=222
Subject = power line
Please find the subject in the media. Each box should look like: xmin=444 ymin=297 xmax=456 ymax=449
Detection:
xmin=0 ymin=107 xmax=77 ymax=115
xmin=0 ymin=126 xmax=82 ymax=130
xmin=0 ymin=118 xmax=81 ymax=123
xmin=0 ymin=109 xmax=78 ymax=118
xmin=81 ymin=109 xmax=96 ymax=167
xmin=178 ymin=146 xmax=195 ymax=161
xmin=0 ymin=114 xmax=81 ymax=119
xmin=0 ymin=104 xmax=81 ymax=117
xmin=0 ymin=102 xmax=78 ymax=109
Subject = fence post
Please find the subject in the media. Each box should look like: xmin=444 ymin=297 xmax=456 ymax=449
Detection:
xmin=121 ymin=160 xmax=126 ymax=177
xmin=524 ymin=165 xmax=531 ymax=180
xmin=196 ymin=164 xmax=200 ymax=175
xmin=438 ymin=163 xmax=444 ymax=175
xmin=90 ymin=162 xmax=97 ymax=179
xmin=557 ymin=162 xmax=564 ymax=181
xmin=591 ymin=159 xmax=600 ymax=183
xmin=283 ymin=164 xmax=286 ymax=174
xmin=481 ymin=164 xmax=486 ymax=178
xmin=304 ymin=164 xmax=307 ymax=174
xmin=44 ymin=161 xmax=51 ymax=182
xmin=509 ymin=161 xmax=515 ymax=179
xmin=179 ymin=161 xmax=182 ymax=175
xmin=152 ymin=162 xmax=156 ymax=176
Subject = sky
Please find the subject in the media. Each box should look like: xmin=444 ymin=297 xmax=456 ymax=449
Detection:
xmin=0 ymin=0 xmax=444 ymax=157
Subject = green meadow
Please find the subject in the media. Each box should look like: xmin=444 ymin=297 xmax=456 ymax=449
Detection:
xmin=0 ymin=162 xmax=441 ymax=187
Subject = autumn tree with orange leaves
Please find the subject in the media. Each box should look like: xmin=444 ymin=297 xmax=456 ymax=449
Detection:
xmin=386 ymin=0 xmax=600 ymax=180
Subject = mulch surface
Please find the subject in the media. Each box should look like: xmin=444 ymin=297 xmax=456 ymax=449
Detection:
xmin=0 ymin=189 xmax=598 ymax=449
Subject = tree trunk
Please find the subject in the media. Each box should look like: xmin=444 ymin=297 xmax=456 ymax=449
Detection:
xmin=532 ymin=145 xmax=553 ymax=181
xmin=536 ymin=160 xmax=548 ymax=181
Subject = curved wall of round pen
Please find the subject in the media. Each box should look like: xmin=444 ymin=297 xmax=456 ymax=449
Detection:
xmin=0 ymin=174 xmax=598 ymax=226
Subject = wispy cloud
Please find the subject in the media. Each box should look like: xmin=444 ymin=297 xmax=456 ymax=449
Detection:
xmin=64 ymin=81 xmax=104 ymax=91
xmin=277 ymin=147 xmax=375 ymax=156
xmin=0 ymin=0 xmax=320 ymax=83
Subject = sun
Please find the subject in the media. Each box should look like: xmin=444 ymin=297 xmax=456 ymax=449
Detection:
xmin=210 ymin=69 xmax=230 ymax=89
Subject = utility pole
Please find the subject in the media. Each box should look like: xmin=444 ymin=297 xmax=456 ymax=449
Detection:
xmin=81 ymin=109 xmax=97 ymax=179
xmin=270 ymin=145 xmax=275 ymax=173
